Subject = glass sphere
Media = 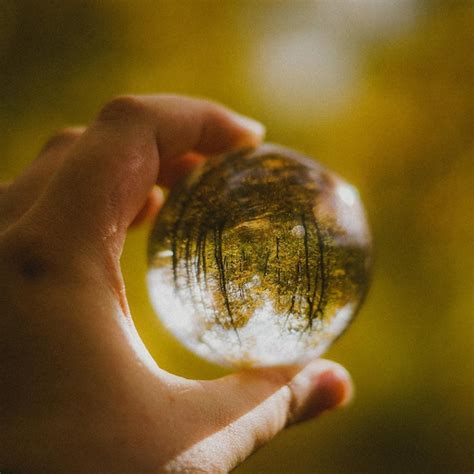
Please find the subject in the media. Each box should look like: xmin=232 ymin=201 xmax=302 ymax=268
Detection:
xmin=147 ymin=144 xmax=372 ymax=367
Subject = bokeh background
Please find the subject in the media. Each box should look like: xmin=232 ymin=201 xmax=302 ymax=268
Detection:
xmin=1 ymin=1 xmax=472 ymax=472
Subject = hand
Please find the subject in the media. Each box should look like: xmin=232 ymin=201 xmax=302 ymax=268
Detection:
xmin=0 ymin=95 xmax=352 ymax=473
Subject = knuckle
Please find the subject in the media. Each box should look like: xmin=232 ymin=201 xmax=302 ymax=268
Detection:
xmin=251 ymin=366 xmax=294 ymax=390
xmin=199 ymin=98 xmax=229 ymax=119
xmin=238 ymin=367 xmax=297 ymax=427
xmin=54 ymin=126 xmax=83 ymax=140
xmin=40 ymin=127 xmax=83 ymax=154
xmin=98 ymin=95 xmax=147 ymax=122
xmin=252 ymin=368 xmax=300 ymax=426
xmin=283 ymin=381 xmax=300 ymax=426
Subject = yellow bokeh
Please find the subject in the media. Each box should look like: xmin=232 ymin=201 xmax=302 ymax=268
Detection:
xmin=1 ymin=1 xmax=472 ymax=472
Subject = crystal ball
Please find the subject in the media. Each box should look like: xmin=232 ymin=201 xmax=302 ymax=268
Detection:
xmin=147 ymin=144 xmax=372 ymax=367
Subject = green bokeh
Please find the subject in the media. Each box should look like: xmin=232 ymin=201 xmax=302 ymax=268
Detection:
xmin=1 ymin=1 xmax=472 ymax=472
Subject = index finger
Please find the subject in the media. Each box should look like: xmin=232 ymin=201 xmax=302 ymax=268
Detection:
xmin=27 ymin=95 xmax=265 ymax=252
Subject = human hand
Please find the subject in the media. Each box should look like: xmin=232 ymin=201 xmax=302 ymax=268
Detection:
xmin=0 ymin=95 xmax=352 ymax=473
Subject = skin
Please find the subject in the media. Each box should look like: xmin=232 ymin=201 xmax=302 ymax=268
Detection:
xmin=0 ymin=95 xmax=353 ymax=473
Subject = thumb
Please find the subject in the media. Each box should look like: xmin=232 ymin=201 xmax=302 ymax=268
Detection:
xmin=167 ymin=360 xmax=352 ymax=473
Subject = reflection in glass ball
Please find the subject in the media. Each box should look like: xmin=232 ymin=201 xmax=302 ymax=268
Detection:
xmin=147 ymin=144 xmax=372 ymax=367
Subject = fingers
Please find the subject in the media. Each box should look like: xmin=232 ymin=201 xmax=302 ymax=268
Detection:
xmin=157 ymin=151 xmax=206 ymax=188
xmin=129 ymin=187 xmax=165 ymax=228
xmin=0 ymin=127 xmax=84 ymax=229
xmin=27 ymin=95 xmax=265 ymax=252
xmin=37 ymin=127 xmax=85 ymax=158
xmin=215 ymin=358 xmax=351 ymax=427
xmin=166 ymin=360 xmax=352 ymax=472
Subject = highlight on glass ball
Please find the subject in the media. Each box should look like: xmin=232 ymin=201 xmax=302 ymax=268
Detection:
xmin=147 ymin=144 xmax=372 ymax=367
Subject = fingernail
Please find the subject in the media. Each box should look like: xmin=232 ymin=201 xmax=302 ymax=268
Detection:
xmin=233 ymin=113 xmax=266 ymax=139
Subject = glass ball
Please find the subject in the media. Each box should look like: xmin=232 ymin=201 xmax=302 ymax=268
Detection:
xmin=147 ymin=144 xmax=372 ymax=367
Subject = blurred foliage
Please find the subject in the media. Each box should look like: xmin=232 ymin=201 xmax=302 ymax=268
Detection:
xmin=0 ymin=1 xmax=472 ymax=472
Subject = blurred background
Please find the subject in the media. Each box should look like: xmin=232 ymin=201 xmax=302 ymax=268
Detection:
xmin=0 ymin=1 xmax=472 ymax=472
